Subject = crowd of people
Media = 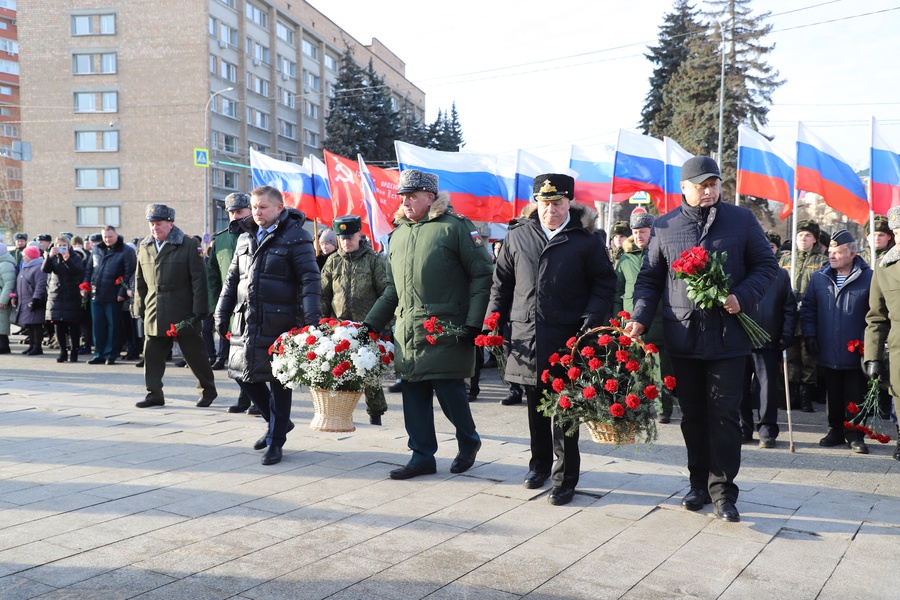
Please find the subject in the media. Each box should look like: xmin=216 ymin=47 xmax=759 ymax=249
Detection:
xmin=2 ymin=160 xmax=899 ymax=520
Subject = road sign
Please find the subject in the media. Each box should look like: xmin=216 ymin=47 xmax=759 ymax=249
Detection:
xmin=194 ymin=148 xmax=209 ymax=168
xmin=203 ymin=232 xmax=211 ymax=245
xmin=629 ymin=191 xmax=650 ymax=204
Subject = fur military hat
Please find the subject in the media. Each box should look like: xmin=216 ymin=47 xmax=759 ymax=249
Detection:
xmin=680 ymin=156 xmax=721 ymax=184
xmin=332 ymin=215 xmax=362 ymax=238
xmin=14 ymin=232 xmax=27 ymax=241
xmin=818 ymin=230 xmax=830 ymax=248
xmin=830 ymin=229 xmax=854 ymax=248
xmin=796 ymin=219 xmax=820 ymax=239
xmin=889 ymin=206 xmax=900 ymax=230
xmin=36 ymin=234 xmax=52 ymax=242
xmin=224 ymin=192 xmax=251 ymax=212
xmin=866 ymin=214 xmax=891 ymax=235
xmin=629 ymin=209 xmax=654 ymax=230
xmin=145 ymin=203 xmax=175 ymax=222
xmin=398 ymin=169 xmax=439 ymax=195
xmin=533 ymin=173 xmax=575 ymax=201
xmin=88 ymin=233 xmax=102 ymax=243
xmin=611 ymin=220 xmax=631 ymax=237
xmin=765 ymin=230 xmax=782 ymax=248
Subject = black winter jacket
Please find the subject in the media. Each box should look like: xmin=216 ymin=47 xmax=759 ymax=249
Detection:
xmin=42 ymin=252 xmax=85 ymax=322
xmin=215 ymin=208 xmax=322 ymax=383
xmin=84 ymin=235 xmax=136 ymax=304
xmin=746 ymin=267 xmax=797 ymax=351
xmin=632 ymin=198 xmax=778 ymax=359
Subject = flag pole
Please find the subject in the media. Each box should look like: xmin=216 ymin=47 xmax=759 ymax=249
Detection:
xmin=313 ymin=218 xmax=321 ymax=255
xmin=869 ymin=116 xmax=876 ymax=267
xmin=783 ymin=349 xmax=795 ymax=453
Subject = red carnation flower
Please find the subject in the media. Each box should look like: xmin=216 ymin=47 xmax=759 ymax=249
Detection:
xmin=567 ymin=367 xmax=581 ymax=381
xmin=588 ymin=358 xmax=602 ymax=370
xmin=541 ymin=369 xmax=550 ymax=384
xmin=598 ymin=334 xmax=612 ymax=346
xmin=625 ymin=394 xmax=640 ymax=409
xmin=617 ymin=310 xmax=631 ymax=320
xmin=548 ymin=353 xmax=561 ymax=366
xmin=426 ymin=335 xmax=436 ymax=345
xmin=605 ymin=379 xmax=618 ymax=393
xmin=559 ymin=395 xmax=572 ymax=410
xmin=609 ymin=318 xmax=620 ymax=327
xmin=381 ymin=355 xmax=391 ymax=364
xmin=644 ymin=385 xmax=659 ymax=400
xmin=618 ymin=335 xmax=632 ymax=346
xmin=582 ymin=386 xmax=596 ymax=399
xmin=663 ymin=375 xmax=677 ymax=390
xmin=552 ymin=378 xmax=566 ymax=393
xmin=305 ymin=335 xmax=317 ymax=345
xmin=645 ymin=343 xmax=659 ymax=354
xmin=580 ymin=346 xmax=595 ymax=358
xmin=625 ymin=360 xmax=640 ymax=372
xmin=225 ymin=332 xmax=231 ymax=340
xmin=368 ymin=332 xmax=380 ymax=341
xmin=609 ymin=403 xmax=625 ymax=418
xmin=306 ymin=351 xmax=317 ymax=360
xmin=423 ymin=318 xmax=436 ymax=333
xmin=560 ymin=354 xmax=572 ymax=366
xmin=615 ymin=349 xmax=629 ymax=363
xmin=566 ymin=336 xmax=577 ymax=349
xmin=847 ymin=402 xmax=860 ymax=415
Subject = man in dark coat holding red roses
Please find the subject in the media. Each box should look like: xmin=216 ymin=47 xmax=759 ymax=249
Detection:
xmin=625 ymin=157 xmax=778 ymax=523
xmin=487 ymin=173 xmax=615 ymax=506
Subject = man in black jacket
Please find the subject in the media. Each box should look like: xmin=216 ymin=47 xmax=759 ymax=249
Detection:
xmin=83 ymin=225 xmax=136 ymax=365
xmin=215 ymin=186 xmax=321 ymax=465
xmin=488 ymin=174 xmax=615 ymax=506
xmin=625 ymin=157 xmax=778 ymax=523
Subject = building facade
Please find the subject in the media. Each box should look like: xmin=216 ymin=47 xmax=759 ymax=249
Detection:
xmin=18 ymin=0 xmax=424 ymax=242
xmin=0 ymin=0 xmax=20 ymax=236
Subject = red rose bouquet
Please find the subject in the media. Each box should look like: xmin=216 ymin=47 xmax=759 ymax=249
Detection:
xmin=672 ymin=246 xmax=770 ymax=348
xmin=475 ymin=311 xmax=506 ymax=377
xmin=79 ymin=282 xmax=91 ymax=308
xmin=845 ymin=341 xmax=892 ymax=444
xmin=422 ymin=316 xmax=467 ymax=345
xmin=538 ymin=314 xmax=670 ymax=448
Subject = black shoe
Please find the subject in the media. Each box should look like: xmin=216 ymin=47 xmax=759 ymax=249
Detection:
xmin=211 ymin=359 xmax=226 ymax=371
xmin=387 ymin=381 xmax=402 ymax=393
xmin=850 ymin=440 xmax=869 ymax=454
xmin=135 ymin=398 xmax=164 ymax=408
xmin=467 ymin=393 xmax=478 ymax=403
xmin=657 ymin=414 xmax=672 ymax=424
xmin=450 ymin=441 xmax=481 ymax=474
xmin=389 ymin=463 xmax=436 ymax=480
xmin=253 ymin=421 xmax=294 ymax=450
xmin=27 ymin=348 xmax=43 ymax=356
xmin=714 ymin=499 xmax=740 ymax=522
xmin=681 ymin=487 xmax=712 ymax=511
xmin=69 ymin=351 xmax=78 ymax=362
xmin=196 ymin=394 xmax=217 ymax=407
xmin=741 ymin=433 xmax=754 ymax=444
xmin=759 ymin=436 xmax=776 ymax=449
xmin=173 ymin=359 xmax=186 ymax=368
xmin=135 ymin=359 xmax=144 ymax=368
xmin=124 ymin=353 xmax=140 ymax=360
xmin=261 ymin=446 xmax=282 ymax=465
xmin=248 ymin=404 xmax=261 ymax=416
xmin=501 ymin=391 xmax=523 ymax=406
xmin=819 ymin=430 xmax=848 ymax=447
xmin=523 ymin=470 xmax=549 ymax=489
xmin=369 ymin=414 xmax=382 ymax=426
xmin=87 ymin=357 xmax=104 ymax=364
xmin=548 ymin=486 xmax=575 ymax=506
xmin=56 ymin=353 xmax=67 ymax=363
xmin=105 ymin=359 xmax=116 ymax=365
xmin=893 ymin=442 xmax=900 ymax=462
xmin=228 ymin=403 xmax=250 ymax=413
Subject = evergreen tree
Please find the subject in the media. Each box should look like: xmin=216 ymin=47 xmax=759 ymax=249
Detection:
xmin=640 ymin=0 xmax=701 ymax=137
xmin=397 ymin=105 xmax=429 ymax=148
xmin=324 ymin=48 xmax=374 ymax=159
xmin=427 ymin=109 xmax=445 ymax=150
xmin=362 ymin=59 xmax=401 ymax=163
xmin=445 ymin=102 xmax=465 ymax=150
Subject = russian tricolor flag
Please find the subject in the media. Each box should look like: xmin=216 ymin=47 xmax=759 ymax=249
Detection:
xmin=736 ymin=125 xmax=795 ymax=219
xmin=796 ymin=122 xmax=868 ymax=225
xmin=250 ymin=148 xmax=320 ymax=219
xmin=663 ymin=137 xmax=693 ymax=214
xmin=611 ymin=130 xmax=665 ymax=208
xmin=513 ymin=149 xmax=555 ymax=216
xmin=871 ymin=117 xmax=900 ymax=216
xmin=358 ymin=154 xmax=395 ymax=250
xmin=308 ymin=154 xmax=334 ymax=225
xmin=394 ymin=141 xmax=512 ymax=223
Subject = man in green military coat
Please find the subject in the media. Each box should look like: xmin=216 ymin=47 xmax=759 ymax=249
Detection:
xmin=134 ymin=204 xmax=217 ymax=408
xmin=364 ymin=170 xmax=494 ymax=480
xmin=321 ymin=214 xmax=389 ymax=424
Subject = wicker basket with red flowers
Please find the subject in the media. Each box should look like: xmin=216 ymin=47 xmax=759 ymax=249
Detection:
xmin=538 ymin=313 xmax=674 ymax=448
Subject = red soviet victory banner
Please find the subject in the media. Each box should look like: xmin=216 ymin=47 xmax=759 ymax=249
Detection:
xmin=324 ymin=149 xmax=372 ymax=239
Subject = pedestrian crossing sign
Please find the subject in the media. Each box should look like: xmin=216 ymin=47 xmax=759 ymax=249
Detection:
xmin=194 ymin=148 xmax=209 ymax=168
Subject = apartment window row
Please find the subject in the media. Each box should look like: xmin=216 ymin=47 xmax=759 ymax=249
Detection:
xmin=71 ymin=14 xmax=116 ymax=36
xmin=209 ymin=18 xmax=237 ymax=47
xmin=246 ymin=72 xmax=269 ymax=97
xmin=76 ymin=167 xmax=119 ymax=190
xmin=77 ymin=205 xmax=120 ymax=227
xmin=324 ymin=53 xmax=338 ymax=72
xmin=0 ymin=39 xmax=17 ymax=55
xmin=0 ymin=123 xmax=18 ymax=138
xmin=245 ymin=3 xmax=267 ymax=29
xmin=276 ymin=21 xmax=294 ymax=45
xmin=246 ymin=38 xmax=270 ymax=65
xmin=304 ymin=129 xmax=319 ymax=148
xmin=0 ymin=59 xmax=18 ymax=76
xmin=212 ymin=131 xmax=238 ymax=153
xmin=75 ymin=130 xmax=118 ymax=152
xmin=303 ymin=70 xmax=320 ymax=92
xmin=247 ymin=107 xmax=269 ymax=131
xmin=212 ymin=168 xmax=239 ymax=189
xmin=278 ymin=87 xmax=295 ymax=109
xmin=304 ymin=100 xmax=318 ymax=120
xmin=302 ymin=39 xmax=318 ymax=61
xmin=277 ymin=55 xmax=296 ymax=79
xmin=278 ymin=119 xmax=296 ymax=140
xmin=217 ymin=96 xmax=237 ymax=119
xmin=73 ymin=52 xmax=116 ymax=75
xmin=209 ymin=55 xmax=237 ymax=83
xmin=74 ymin=91 xmax=117 ymax=113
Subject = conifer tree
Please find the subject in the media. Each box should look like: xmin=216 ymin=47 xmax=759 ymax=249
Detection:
xmin=324 ymin=48 xmax=374 ymax=159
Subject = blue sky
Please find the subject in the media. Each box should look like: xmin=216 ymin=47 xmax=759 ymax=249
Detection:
xmin=314 ymin=0 xmax=900 ymax=171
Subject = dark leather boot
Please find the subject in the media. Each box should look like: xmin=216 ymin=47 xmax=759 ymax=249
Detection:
xmin=800 ymin=384 xmax=815 ymax=413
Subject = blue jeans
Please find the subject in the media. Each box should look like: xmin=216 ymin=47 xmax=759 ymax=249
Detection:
xmin=91 ymin=301 xmax=121 ymax=360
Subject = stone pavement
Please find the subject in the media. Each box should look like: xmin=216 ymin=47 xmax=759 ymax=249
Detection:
xmin=0 ymin=343 xmax=898 ymax=599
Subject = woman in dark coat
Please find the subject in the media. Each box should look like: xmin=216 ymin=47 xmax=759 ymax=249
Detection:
xmin=42 ymin=235 xmax=85 ymax=362
xmin=15 ymin=245 xmax=48 ymax=355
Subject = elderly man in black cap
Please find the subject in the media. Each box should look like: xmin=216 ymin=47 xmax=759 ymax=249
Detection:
xmin=321 ymin=214 xmax=389 ymax=424
xmin=802 ymin=229 xmax=873 ymax=453
xmin=488 ymin=173 xmax=615 ymax=506
xmin=363 ymin=169 xmax=493 ymax=480
xmin=134 ymin=204 xmax=217 ymax=408
xmin=625 ymin=156 xmax=778 ymax=522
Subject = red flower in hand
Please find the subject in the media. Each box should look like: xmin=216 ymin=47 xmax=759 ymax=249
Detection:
xmin=847 ymin=402 xmax=860 ymax=414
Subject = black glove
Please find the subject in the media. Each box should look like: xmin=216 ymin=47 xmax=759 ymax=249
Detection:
xmin=357 ymin=322 xmax=375 ymax=340
xmin=464 ymin=326 xmax=481 ymax=345
xmin=780 ymin=335 xmax=796 ymax=351
xmin=193 ymin=312 xmax=209 ymax=322
xmin=865 ymin=360 xmax=882 ymax=381
xmin=216 ymin=321 xmax=229 ymax=339
xmin=28 ymin=297 xmax=45 ymax=310
xmin=804 ymin=337 xmax=819 ymax=356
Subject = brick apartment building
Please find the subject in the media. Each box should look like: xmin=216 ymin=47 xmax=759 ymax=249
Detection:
xmin=18 ymin=0 xmax=424 ymax=242
xmin=0 ymin=0 xmax=20 ymax=236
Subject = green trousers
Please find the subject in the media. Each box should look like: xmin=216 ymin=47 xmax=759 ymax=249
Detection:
xmin=143 ymin=333 xmax=217 ymax=403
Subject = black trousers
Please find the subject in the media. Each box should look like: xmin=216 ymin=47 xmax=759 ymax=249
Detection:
xmin=524 ymin=383 xmax=580 ymax=489
xmin=821 ymin=366 xmax=866 ymax=441
xmin=740 ymin=349 xmax=782 ymax=439
xmin=54 ymin=321 xmax=81 ymax=354
xmin=237 ymin=379 xmax=292 ymax=447
xmin=670 ymin=356 xmax=746 ymax=503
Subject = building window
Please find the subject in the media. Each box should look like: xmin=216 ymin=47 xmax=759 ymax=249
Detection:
xmin=276 ymin=21 xmax=294 ymax=45
xmin=219 ymin=24 xmax=237 ymax=47
xmin=249 ymin=141 xmax=269 ymax=154
xmin=246 ymin=38 xmax=269 ymax=64
xmin=245 ymin=2 xmax=267 ymax=28
xmin=0 ymin=86 xmax=10 ymax=95
xmin=77 ymin=205 xmax=120 ymax=227
xmin=304 ymin=129 xmax=319 ymax=148
xmin=100 ymin=14 xmax=115 ymax=34
xmin=279 ymin=88 xmax=295 ymax=108
xmin=76 ymin=168 xmax=120 ymax=189
xmin=304 ymin=101 xmax=318 ymax=119
xmin=301 ymin=39 xmax=318 ymax=61
xmin=219 ymin=0 xmax=235 ymax=8
xmin=73 ymin=53 xmax=117 ymax=75
xmin=324 ymin=53 xmax=338 ymax=72
xmin=247 ymin=107 xmax=269 ymax=130
xmin=278 ymin=55 xmax=296 ymax=79
xmin=213 ymin=169 xmax=239 ymax=189
xmin=303 ymin=70 xmax=320 ymax=91
xmin=0 ymin=123 xmax=18 ymax=138
xmin=0 ymin=106 xmax=10 ymax=116
xmin=219 ymin=96 xmax=237 ymax=118
xmin=6 ymin=166 xmax=20 ymax=180
xmin=279 ymin=119 xmax=296 ymax=140
xmin=0 ymin=39 xmax=17 ymax=55
xmin=0 ymin=59 xmax=18 ymax=76
xmin=219 ymin=60 xmax=236 ymax=82
xmin=71 ymin=13 xmax=115 ymax=36
xmin=74 ymin=91 xmax=117 ymax=113
xmin=246 ymin=73 xmax=269 ymax=97
xmin=75 ymin=130 xmax=118 ymax=152
xmin=213 ymin=132 xmax=238 ymax=153
xmin=0 ymin=1 xmax=15 ymax=8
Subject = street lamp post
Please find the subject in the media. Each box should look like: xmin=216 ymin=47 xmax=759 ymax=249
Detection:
xmin=204 ymin=87 xmax=234 ymax=240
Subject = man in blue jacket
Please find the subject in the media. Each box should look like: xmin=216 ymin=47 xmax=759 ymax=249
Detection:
xmin=801 ymin=229 xmax=872 ymax=454
xmin=625 ymin=156 xmax=778 ymax=523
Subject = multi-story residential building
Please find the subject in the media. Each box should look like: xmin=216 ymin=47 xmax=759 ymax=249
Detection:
xmin=0 ymin=0 xmax=20 ymax=235
xmin=18 ymin=0 xmax=424 ymax=241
